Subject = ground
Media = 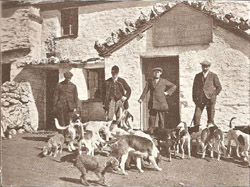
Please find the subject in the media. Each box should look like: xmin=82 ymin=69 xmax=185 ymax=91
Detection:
xmin=1 ymin=131 xmax=250 ymax=186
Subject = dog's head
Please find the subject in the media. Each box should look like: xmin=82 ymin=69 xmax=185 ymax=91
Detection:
xmin=175 ymin=122 xmax=189 ymax=141
xmin=106 ymin=157 xmax=120 ymax=171
xmin=203 ymin=124 xmax=222 ymax=143
xmin=99 ymin=120 xmax=113 ymax=141
xmin=42 ymin=145 xmax=51 ymax=156
xmin=70 ymin=113 xmax=81 ymax=124
xmin=153 ymin=127 xmax=177 ymax=142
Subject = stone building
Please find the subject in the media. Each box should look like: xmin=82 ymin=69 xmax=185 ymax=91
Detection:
xmin=1 ymin=1 xmax=249 ymax=131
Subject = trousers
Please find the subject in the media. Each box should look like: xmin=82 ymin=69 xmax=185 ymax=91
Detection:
xmin=54 ymin=104 xmax=73 ymax=134
xmin=148 ymin=109 xmax=165 ymax=131
xmin=194 ymin=95 xmax=215 ymax=126
xmin=107 ymin=99 xmax=124 ymax=121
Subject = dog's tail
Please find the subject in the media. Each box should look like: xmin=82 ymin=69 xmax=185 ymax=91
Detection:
xmin=229 ymin=117 xmax=237 ymax=128
xmin=54 ymin=118 xmax=69 ymax=130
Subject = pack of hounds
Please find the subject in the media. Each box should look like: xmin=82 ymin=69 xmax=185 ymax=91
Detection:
xmin=42 ymin=110 xmax=250 ymax=186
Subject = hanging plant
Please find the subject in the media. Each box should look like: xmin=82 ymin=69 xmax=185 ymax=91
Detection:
xmin=45 ymin=36 xmax=57 ymax=57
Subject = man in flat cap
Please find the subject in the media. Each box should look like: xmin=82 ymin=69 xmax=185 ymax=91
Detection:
xmin=53 ymin=71 xmax=78 ymax=131
xmin=104 ymin=65 xmax=131 ymax=122
xmin=192 ymin=60 xmax=222 ymax=128
xmin=138 ymin=67 xmax=176 ymax=134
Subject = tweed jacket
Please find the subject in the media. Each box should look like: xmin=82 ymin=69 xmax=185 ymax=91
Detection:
xmin=104 ymin=77 xmax=131 ymax=111
xmin=53 ymin=80 xmax=78 ymax=111
xmin=192 ymin=71 xmax=222 ymax=104
xmin=139 ymin=78 xmax=176 ymax=111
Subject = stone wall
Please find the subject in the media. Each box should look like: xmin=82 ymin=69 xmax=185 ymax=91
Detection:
xmin=1 ymin=6 xmax=42 ymax=77
xmin=13 ymin=67 xmax=47 ymax=129
xmin=1 ymin=81 xmax=38 ymax=137
xmin=40 ymin=2 xmax=158 ymax=60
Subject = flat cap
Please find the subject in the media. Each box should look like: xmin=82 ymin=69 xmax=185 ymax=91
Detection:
xmin=152 ymin=67 xmax=163 ymax=72
xmin=200 ymin=61 xmax=211 ymax=66
xmin=64 ymin=71 xmax=73 ymax=78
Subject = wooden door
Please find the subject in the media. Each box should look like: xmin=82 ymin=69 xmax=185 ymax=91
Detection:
xmin=46 ymin=69 xmax=59 ymax=130
xmin=2 ymin=64 xmax=10 ymax=84
xmin=141 ymin=56 xmax=180 ymax=130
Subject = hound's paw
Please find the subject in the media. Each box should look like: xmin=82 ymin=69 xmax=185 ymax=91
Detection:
xmin=157 ymin=167 xmax=162 ymax=171
xmin=122 ymin=172 xmax=128 ymax=175
xmin=68 ymin=146 xmax=72 ymax=152
xmin=139 ymin=169 xmax=144 ymax=173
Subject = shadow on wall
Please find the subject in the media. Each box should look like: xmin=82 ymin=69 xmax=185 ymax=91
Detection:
xmin=2 ymin=49 xmax=31 ymax=64
xmin=13 ymin=66 xmax=57 ymax=130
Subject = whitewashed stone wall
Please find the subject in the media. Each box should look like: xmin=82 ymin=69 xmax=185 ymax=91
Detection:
xmin=40 ymin=2 xmax=156 ymax=60
xmin=1 ymin=6 xmax=42 ymax=76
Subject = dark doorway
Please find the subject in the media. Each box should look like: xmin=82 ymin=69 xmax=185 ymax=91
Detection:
xmin=46 ymin=69 xmax=59 ymax=130
xmin=141 ymin=56 xmax=180 ymax=130
xmin=2 ymin=64 xmax=11 ymax=84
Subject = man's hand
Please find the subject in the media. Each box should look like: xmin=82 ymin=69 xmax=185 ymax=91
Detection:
xmin=138 ymin=99 xmax=142 ymax=103
xmin=121 ymin=96 xmax=127 ymax=102
xmin=164 ymin=91 xmax=168 ymax=96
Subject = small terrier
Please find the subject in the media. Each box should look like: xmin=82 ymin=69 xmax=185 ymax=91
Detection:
xmin=75 ymin=155 xmax=119 ymax=186
xmin=43 ymin=133 xmax=65 ymax=157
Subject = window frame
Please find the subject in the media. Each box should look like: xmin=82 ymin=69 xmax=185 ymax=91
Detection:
xmin=86 ymin=68 xmax=105 ymax=102
xmin=60 ymin=7 xmax=79 ymax=38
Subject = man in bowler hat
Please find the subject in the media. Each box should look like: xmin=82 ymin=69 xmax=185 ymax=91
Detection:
xmin=53 ymin=71 xmax=79 ymax=129
xmin=192 ymin=60 xmax=222 ymax=128
xmin=138 ymin=67 xmax=176 ymax=133
xmin=104 ymin=65 xmax=131 ymax=121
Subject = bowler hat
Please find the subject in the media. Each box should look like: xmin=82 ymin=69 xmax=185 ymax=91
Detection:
xmin=64 ymin=71 xmax=73 ymax=78
xmin=200 ymin=61 xmax=211 ymax=66
xmin=152 ymin=67 xmax=163 ymax=72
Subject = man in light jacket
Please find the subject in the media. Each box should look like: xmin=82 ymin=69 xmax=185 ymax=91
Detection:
xmin=138 ymin=67 xmax=176 ymax=134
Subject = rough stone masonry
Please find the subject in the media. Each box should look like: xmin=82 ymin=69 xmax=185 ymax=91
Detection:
xmin=1 ymin=81 xmax=38 ymax=137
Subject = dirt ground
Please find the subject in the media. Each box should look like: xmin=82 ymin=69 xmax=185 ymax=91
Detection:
xmin=1 ymin=131 xmax=250 ymax=186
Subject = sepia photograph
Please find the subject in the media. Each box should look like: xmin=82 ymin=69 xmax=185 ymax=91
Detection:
xmin=1 ymin=0 xmax=249 ymax=186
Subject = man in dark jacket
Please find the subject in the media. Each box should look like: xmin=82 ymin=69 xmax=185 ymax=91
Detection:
xmin=192 ymin=61 xmax=222 ymax=127
xmin=104 ymin=65 xmax=131 ymax=121
xmin=138 ymin=67 xmax=176 ymax=133
xmin=53 ymin=71 xmax=78 ymax=128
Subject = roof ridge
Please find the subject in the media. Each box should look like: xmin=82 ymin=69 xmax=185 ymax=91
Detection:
xmin=94 ymin=1 xmax=250 ymax=57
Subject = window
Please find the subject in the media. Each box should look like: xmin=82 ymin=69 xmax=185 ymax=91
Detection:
xmin=61 ymin=8 xmax=78 ymax=37
xmin=87 ymin=68 xmax=105 ymax=100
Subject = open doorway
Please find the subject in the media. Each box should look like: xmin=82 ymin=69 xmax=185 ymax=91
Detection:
xmin=141 ymin=56 xmax=180 ymax=129
xmin=2 ymin=64 xmax=11 ymax=84
xmin=46 ymin=69 xmax=59 ymax=130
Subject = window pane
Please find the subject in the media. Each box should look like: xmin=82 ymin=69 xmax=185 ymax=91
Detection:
xmin=61 ymin=8 xmax=78 ymax=36
xmin=87 ymin=68 xmax=104 ymax=100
